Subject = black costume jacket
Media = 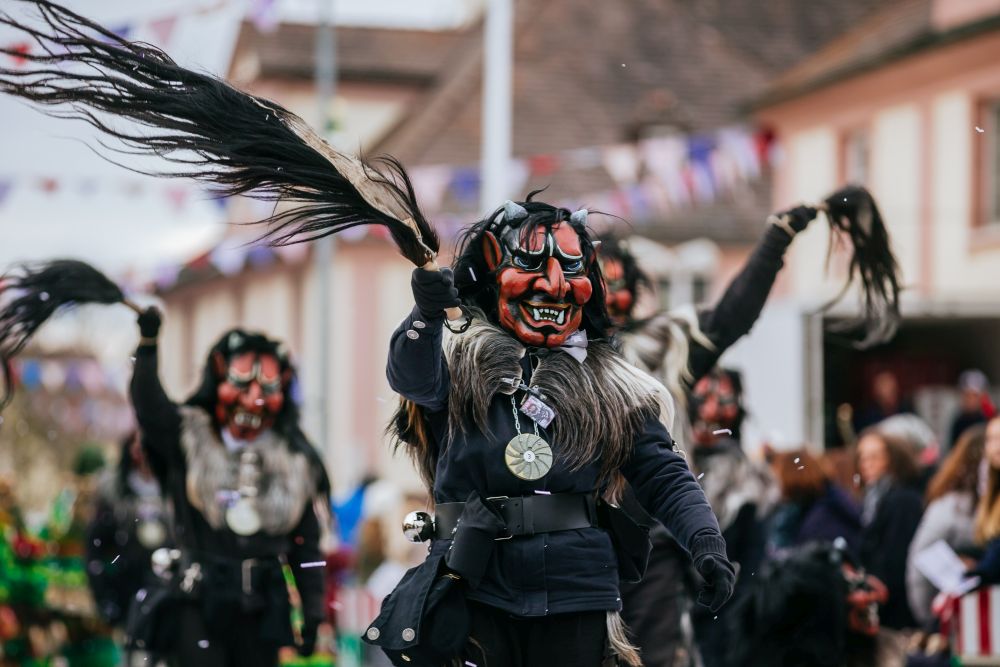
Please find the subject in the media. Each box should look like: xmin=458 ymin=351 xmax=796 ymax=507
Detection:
xmin=130 ymin=344 xmax=326 ymax=647
xmin=85 ymin=470 xmax=171 ymax=627
xmin=386 ymin=313 xmax=726 ymax=618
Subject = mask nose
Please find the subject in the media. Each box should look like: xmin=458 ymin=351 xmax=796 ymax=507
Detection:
xmin=535 ymin=257 xmax=569 ymax=299
xmin=241 ymin=382 xmax=264 ymax=409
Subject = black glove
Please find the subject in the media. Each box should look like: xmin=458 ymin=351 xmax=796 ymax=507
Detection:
xmin=297 ymin=620 xmax=319 ymax=657
xmin=694 ymin=552 xmax=736 ymax=613
xmin=411 ymin=267 xmax=460 ymax=319
xmin=772 ymin=205 xmax=818 ymax=234
xmin=137 ymin=306 xmax=162 ymax=339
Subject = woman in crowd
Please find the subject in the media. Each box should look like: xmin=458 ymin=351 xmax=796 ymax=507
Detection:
xmin=768 ymin=449 xmax=861 ymax=556
xmin=906 ymin=424 xmax=986 ymax=625
xmin=856 ymin=429 xmax=923 ymax=629
xmin=971 ymin=417 xmax=1000 ymax=582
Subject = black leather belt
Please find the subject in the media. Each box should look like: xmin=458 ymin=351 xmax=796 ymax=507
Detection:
xmin=434 ymin=493 xmax=597 ymax=540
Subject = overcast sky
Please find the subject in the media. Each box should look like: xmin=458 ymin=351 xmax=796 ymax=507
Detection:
xmin=0 ymin=0 xmax=478 ymax=277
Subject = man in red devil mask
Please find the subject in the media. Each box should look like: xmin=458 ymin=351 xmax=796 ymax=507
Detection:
xmin=371 ymin=194 xmax=735 ymax=667
xmin=128 ymin=310 xmax=329 ymax=667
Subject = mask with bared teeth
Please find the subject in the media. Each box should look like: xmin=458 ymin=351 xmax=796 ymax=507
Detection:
xmin=193 ymin=330 xmax=294 ymax=442
xmin=459 ymin=196 xmax=609 ymax=348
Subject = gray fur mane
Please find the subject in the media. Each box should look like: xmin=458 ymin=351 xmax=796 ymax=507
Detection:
xmin=443 ymin=316 xmax=674 ymax=479
xmin=179 ymin=407 xmax=315 ymax=535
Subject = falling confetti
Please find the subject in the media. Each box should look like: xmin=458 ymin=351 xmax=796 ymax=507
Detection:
xmin=533 ymin=489 xmax=551 ymax=495
xmin=797 ymin=465 xmax=805 ymax=470
xmin=112 ymin=554 xmax=120 ymax=564
xmin=465 ymin=662 xmax=478 ymax=667
xmin=197 ymin=639 xmax=210 ymax=649
xmin=976 ymin=126 xmax=985 ymax=133
xmin=621 ymin=63 xmax=626 ymax=67
xmin=712 ymin=429 xmax=732 ymax=436
xmin=793 ymin=457 xmax=800 ymax=464
xmin=697 ymin=472 xmax=705 ymax=480
xmin=300 ymin=560 xmax=326 ymax=569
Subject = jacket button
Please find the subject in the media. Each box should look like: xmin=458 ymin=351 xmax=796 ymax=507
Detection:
xmin=406 ymin=329 xmax=420 ymax=340
xmin=402 ymin=628 xmax=415 ymax=641
xmin=412 ymin=320 xmax=426 ymax=329
xmin=366 ymin=627 xmax=380 ymax=641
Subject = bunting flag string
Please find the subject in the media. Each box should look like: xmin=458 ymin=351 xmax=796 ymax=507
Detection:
xmin=405 ymin=125 xmax=777 ymax=221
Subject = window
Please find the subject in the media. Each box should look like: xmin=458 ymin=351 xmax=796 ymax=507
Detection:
xmin=841 ymin=127 xmax=871 ymax=186
xmin=981 ymin=100 xmax=1000 ymax=227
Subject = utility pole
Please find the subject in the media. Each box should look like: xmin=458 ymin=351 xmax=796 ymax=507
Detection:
xmin=480 ymin=0 xmax=513 ymax=212
xmin=314 ymin=0 xmax=335 ymax=459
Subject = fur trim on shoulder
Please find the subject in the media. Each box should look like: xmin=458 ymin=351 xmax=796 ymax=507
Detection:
xmin=179 ymin=406 xmax=315 ymax=535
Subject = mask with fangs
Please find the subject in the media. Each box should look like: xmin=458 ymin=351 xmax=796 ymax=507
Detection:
xmin=461 ymin=198 xmax=606 ymax=348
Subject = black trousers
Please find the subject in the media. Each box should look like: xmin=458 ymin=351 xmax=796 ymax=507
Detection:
xmin=167 ymin=603 xmax=279 ymax=667
xmin=461 ymin=601 xmax=609 ymax=667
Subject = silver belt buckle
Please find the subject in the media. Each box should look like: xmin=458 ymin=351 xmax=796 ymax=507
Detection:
xmin=242 ymin=558 xmax=258 ymax=595
xmin=487 ymin=496 xmax=514 ymax=541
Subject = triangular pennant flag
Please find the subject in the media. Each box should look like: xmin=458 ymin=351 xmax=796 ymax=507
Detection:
xmin=250 ymin=0 xmax=281 ymax=33
xmin=409 ymin=165 xmax=453 ymax=214
xmin=0 ymin=179 xmax=13 ymax=207
xmin=164 ymin=185 xmax=189 ymax=211
xmin=5 ymin=42 xmax=31 ymax=67
xmin=147 ymin=16 xmax=178 ymax=47
xmin=602 ymin=144 xmax=640 ymax=186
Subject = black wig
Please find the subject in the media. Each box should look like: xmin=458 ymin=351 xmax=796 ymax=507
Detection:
xmin=0 ymin=259 xmax=130 ymax=408
xmin=452 ymin=192 xmax=613 ymax=341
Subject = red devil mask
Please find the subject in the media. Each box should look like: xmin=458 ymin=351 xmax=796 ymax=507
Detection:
xmin=214 ymin=350 xmax=286 ymax=441
xmin=601 ymin=257 xmax=634 ymax=328
xmin=482 ymin=212 xmax=594 ymax=347
xmin=690 ymin=368 xmax=744 ymax=446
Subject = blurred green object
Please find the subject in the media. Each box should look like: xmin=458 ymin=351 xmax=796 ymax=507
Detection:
xmin=72 ymin=444 xmax=106 ymax=477
xmin=62 ymin=636 xmax=120 ymax=667
xmin=280 ymin=653 xmax=335 ymax=667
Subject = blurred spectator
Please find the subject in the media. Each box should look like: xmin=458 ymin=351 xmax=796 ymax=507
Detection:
xmin=856 ymin=429 xmax=923 ymax=629
xmin=950 ymin=370 xmax=996 ymax=449
xmin=768 ymin=449 xmax=861 ymax=557
xmin=875 ymin=413 xmax=940 ymax=492
xmin=905 ymin=424 xmax=986 ymax=626
xmin=690 ymin=367 xmax=778 ymax=667
xmin=85 ymin=432 xmax=169 ymax=628
xmin=855 ymin=371 xmax=912 ymax=432
xmin=972 ymin=418 xmax=1000 ymax=583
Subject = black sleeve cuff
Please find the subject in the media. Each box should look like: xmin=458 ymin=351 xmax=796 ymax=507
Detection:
xmin=689 ymin=532 xmax=727 ymax=561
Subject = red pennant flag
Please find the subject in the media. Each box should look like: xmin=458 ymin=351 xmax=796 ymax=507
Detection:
xmin=148 ymin=17 xmax=177 ymax=47
xmin=6 ymin=42 xmax=31 ymax=67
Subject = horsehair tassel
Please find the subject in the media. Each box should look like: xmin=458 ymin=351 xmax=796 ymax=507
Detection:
xmin=820 ymin=185 xmax=901 ymax=349
xmin=0 ymin=0 xmax=439 ymax=266
xmin=0 ymin=259 xmax=131 ymax=408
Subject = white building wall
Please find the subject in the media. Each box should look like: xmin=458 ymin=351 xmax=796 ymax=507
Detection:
xmin=871 ymin=104 xmax=923 ymax=286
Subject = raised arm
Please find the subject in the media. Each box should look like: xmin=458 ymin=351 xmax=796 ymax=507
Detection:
xmin=686 ymin=206 xmax=816 ymax=384
xmin=129 ymin=308 xmax=182 ymax=462
xmin=621 ymin=413 xmax=734 ymax=610
xmin=385 ymin=267 xmax=459 ymax=411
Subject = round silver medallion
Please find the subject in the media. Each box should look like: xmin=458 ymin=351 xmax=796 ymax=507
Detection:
xmin=504 ymin=434 xmax=553 ymax=481
xmin=226 ymin=498 xmax=262 ymax=536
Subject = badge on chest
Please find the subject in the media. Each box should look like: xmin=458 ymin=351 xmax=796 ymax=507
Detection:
xmin=504 ymin=394 xmax=555 ymax=481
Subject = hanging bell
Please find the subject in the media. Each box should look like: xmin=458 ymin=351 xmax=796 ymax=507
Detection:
xmin=402 ymin=511 xmax=435 ymax=543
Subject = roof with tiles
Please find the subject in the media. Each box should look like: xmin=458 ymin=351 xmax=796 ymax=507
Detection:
xmin=370 ymin=0 xmax=889 ymax=242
